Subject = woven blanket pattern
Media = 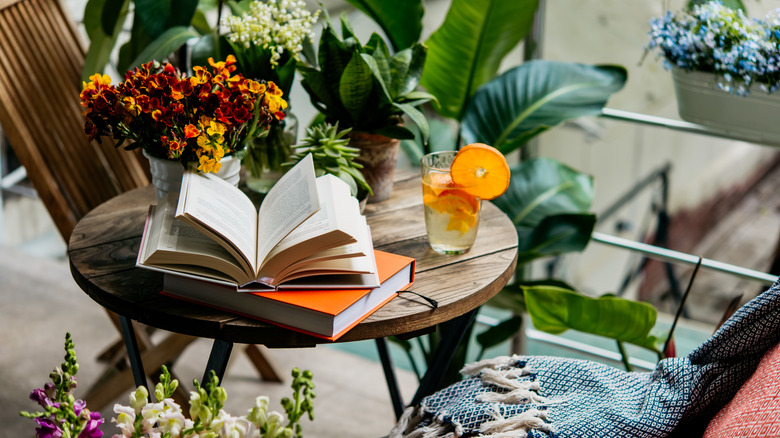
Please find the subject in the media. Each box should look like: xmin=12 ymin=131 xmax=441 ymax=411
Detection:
xmin=390 ymin=282 xmax=780 ymax=438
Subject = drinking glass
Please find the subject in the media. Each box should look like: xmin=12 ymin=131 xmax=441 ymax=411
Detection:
xmin=420 ymin=151 xmax=481 ymax=255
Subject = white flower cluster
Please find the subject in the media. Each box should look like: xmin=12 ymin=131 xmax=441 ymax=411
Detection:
xmin=222 ymin=0 xmax=321 ymax=67
xmin=113 ymin=386 xmax=293 ymax=437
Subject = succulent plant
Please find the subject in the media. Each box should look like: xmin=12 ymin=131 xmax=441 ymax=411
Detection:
xmin=286 ymin=122 xmax=372 ymax=197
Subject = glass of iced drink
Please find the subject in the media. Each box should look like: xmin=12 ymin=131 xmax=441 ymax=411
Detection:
xmin=420 ymin=151 xmax=481 ymax=255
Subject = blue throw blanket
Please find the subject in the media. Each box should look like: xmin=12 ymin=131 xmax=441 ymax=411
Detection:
xmin=390 ymin=282 xmax=780 ymax=437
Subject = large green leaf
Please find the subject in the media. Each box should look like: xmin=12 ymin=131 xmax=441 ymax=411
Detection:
xmin=134 ymin=0 xmax=198 ymax=38
xmin=524 ymin=286 xmax=660 ymax=351
xmin=515 ymin=213 xmax=596 ymax=264
xmin=421 ymin=0 xmax=539 ymax=120
xmin=462 ymin=61 xmax=627 ymax=154
xmin=343 ymin=0 xmax=424 ymax=51
xmin=493 ymin=158 xmax=595 ymax=262
xmin=126 ymin=26 xmax=199 ymax=70
xmin=339 ymin=51 xmax=374 ymax=122
xmin=493 ymin=158 xmax=594 ymax=227
xmin=82 ymin=0 xmax=129 ymax=80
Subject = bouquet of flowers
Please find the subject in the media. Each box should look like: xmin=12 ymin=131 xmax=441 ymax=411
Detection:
xmin=22 ymin=333 xmax=315 ymax=438
xmin=80 ymin=56 xmax=287 ymax=173
xmin=646 ymin=2 xmax=780 ymax=95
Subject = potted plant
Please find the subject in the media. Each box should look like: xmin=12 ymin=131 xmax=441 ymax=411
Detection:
xmin=298 ymin=12 xmax=436 ymax=203
xmin=285 ymin=122 xmax=373 ymax=210
xmin=220 ymin=0 xmax=321 ymax=194
xmin=22 ymin=333 xmax=316 ymax=437
xmin=646 ymin=2 xmax=780 ymax=140
xmin=80 ymin=56 xmax=287 ymax=199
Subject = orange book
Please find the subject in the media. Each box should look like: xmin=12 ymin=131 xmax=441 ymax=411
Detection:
xmin=162 ymin=250 xmax=415 ymax=340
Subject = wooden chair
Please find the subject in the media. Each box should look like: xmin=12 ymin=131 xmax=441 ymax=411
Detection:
xmin=0 ymin=0 xmax=280 ymax=409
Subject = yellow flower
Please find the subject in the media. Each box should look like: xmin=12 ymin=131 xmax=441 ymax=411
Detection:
xmin=197 ymin=154 xmax=222 ymax=174
xmin=89 ymin=73 xmax=112 ymax=87
xmin=207 ymin=120 xmax=226 ymax=138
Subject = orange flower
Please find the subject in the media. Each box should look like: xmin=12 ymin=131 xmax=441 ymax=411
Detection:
xmin=184 ymin=124 xmax=200 ymax=139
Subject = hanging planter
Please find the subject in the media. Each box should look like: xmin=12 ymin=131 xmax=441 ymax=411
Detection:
xmin=672 ymin=69 xmax=780 ymax=143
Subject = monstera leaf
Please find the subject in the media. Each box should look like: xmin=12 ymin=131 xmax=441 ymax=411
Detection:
xmin=524 ymin=286 xmax=661 ymax=351
xmin=492 ymin=158 xmax=595 ymax=263
xmin=462 ymin=61 xmax=628 ymax=154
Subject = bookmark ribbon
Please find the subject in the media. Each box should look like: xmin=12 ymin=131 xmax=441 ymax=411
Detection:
xmin=398 ymin=290 xmax=438 ymax=309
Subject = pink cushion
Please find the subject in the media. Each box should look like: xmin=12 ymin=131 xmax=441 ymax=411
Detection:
xmin=704 ymin=341 xmax=780 ymax=437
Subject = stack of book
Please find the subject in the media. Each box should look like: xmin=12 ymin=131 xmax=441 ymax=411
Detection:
xmin=137 ymin=154 xmax=414 ymax=340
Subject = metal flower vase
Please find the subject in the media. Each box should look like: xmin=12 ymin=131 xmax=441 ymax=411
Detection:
xmin=243 ymin=114 xmax=298 ymax=194
xmin=143 ymin=151 xmax=241 ymax=200
xmin=673 ymin=68 xmax=780 ymax=143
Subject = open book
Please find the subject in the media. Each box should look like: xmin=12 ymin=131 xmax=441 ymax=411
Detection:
xmin=137 ymin=154 xmax=379 ymax=289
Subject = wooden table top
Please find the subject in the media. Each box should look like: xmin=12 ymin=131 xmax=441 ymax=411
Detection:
xmin=68 ymin=171 xmax=518 ymax=347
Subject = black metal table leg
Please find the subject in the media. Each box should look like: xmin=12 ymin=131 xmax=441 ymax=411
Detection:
xmin=376 ymin=337 xmax=404 ymax=419
xmin=203 ymin=339 xmax=234 ymax=384
xmin=119 ymin=315 xmax=148 ymax=390
xmin=411 ymin=308 xmax=479 ymax=406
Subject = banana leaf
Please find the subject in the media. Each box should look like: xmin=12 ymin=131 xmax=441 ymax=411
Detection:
xmin=126 ymin=26 xmax=200 ymax=71
xmin=461 ymin=61 xmax=628 ymax=155
xmin=524 ymin=285 xmax=660 ymax=352
xmin=82 ymin=0 xmax=129 ymax=80
xmin=420 ymin=0 xmax=539 ymax=120
xmin=343 ymin=0 xmax=424 ymax=51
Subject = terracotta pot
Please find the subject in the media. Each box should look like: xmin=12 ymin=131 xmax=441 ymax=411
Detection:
xmin=348 ymin=131 xmax=400 ymax=203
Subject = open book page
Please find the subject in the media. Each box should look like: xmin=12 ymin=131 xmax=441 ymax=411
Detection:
xmin=138 ymin=197 xmax=251 ymax=284
xmin=256 ymin=174 xmax=366 ymax=281
xmin=272 ymin=217 xmax=378 ymax=286
xmin=255 ymin=153 xmax=319 ymax=267
xmin=175 ymin=172 xmax=258 ymax=276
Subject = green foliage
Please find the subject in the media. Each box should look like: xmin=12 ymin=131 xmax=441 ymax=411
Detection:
xmin=82 ymin=0 xmax=202 ymax=77
xmin=523 ymin=286 xmax=661 ymax=353
xmin=493 ymin=158 xmax=596 ymax=263
xmin=687 ymin=0 xmax=746 ymax=12
xmin=82 ymin=0 xmax=130 ymax=81
xmin=281 ymin=367 xmax=316 ymax=438
xmin=298 ymin=12 xmax=435 ymax=140
xmin=420 ymin=0 xmax=540 ymax=121
xmin=343 ymin=0 xmax=424 ymax=51
xmin=461 ymin=62 xmax=628 ymax=155
xmin=286 ymin=122 xmax=372 ymax=197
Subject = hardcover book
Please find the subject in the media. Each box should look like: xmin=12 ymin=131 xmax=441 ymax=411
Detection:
xmin=162 ymin=250 xmax=415 ymax=340
xmin=137 ymin=154 xmax=378 ymax=289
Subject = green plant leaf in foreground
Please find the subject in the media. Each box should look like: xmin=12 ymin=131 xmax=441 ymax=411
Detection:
xmin=82 ymin=0 xmax=130 ymax=80
xmin=343 ymin=0 xmax=424 ymax=52
xmin=126 ymin=26 xmax=200 ymax=71
xmin=492 ymin=158 xmax=595 ymax=262
xmin=421 ymin=0 xmax=539 ymax=120
xmin=494 ymin=158 xmax=594 ymax=227
xmin=524 ymin=286 xmax=660 ymax=351
xmin=461 ymin=61 xmax=627 ymax=154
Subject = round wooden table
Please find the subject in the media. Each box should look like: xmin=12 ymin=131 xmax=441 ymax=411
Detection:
xmin=68 ymin=171 xmax=518 ymax=408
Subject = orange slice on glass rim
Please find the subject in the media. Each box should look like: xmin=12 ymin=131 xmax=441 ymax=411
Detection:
xmin=450 ymin=143 xmax=510 ymax=200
